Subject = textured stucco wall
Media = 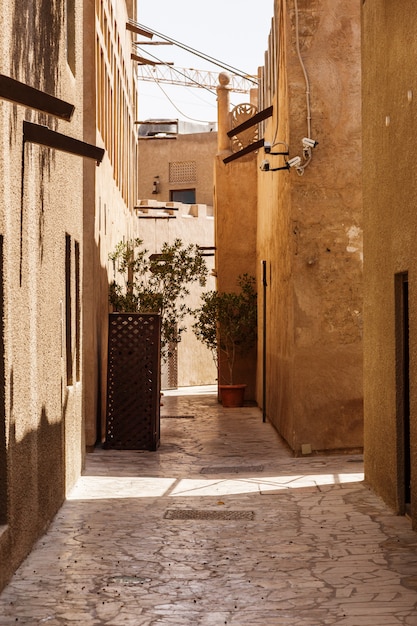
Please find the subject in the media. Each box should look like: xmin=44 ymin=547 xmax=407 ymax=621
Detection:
xmin=257 ymin=0 xmax=363 ymax=453
xmin=214 ymin=154 xmax=258 ymax=400
xmin=137 ymin=132 xmax=217 ymax=207
xmin=0 ymin=0 xmax=85 ymax=591
xmin=362 ymin=0 xmax=417 ymax=526
xmin=83 ymin=0 xmax=141 ymax=448
xmin=85 ymin=154 xmax=141 ymax=447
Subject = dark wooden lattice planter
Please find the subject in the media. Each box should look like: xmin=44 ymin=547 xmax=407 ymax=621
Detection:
xmin=104 ymin=313 xmax=161 ymax=450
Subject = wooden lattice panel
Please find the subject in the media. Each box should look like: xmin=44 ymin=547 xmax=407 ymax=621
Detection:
xmin=168 ymin=160 xmax=197 ymax=183
xmin=105 ymin=313 xmax=161 ymax=450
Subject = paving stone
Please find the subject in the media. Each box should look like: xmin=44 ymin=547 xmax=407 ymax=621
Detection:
xmin=0 ymin=385 xmax=417 ymax=624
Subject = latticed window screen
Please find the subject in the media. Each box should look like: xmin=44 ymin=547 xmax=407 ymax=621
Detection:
xmin=169 ymin=161 xmax=197 ymax=183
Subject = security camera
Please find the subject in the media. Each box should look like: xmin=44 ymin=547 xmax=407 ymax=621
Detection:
xmin=302 ymin=137 xmax=318 ymax=149
xmin=287 ymin=156 xmax=302 ymax=169
xmin=264 ymin=141 xmax=289 ymax=156
xmin=260 ymin=159 xmax=270 ymax=172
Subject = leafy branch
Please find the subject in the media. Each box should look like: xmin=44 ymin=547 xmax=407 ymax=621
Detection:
xmin=192 ymin=274 xmax=257 ymax=385
xmin=109 ymin=238 xmax=208 ymax=361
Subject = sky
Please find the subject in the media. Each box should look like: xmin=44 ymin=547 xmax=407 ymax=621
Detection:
xmin=136 ymin=0 xmax=275 ymax=124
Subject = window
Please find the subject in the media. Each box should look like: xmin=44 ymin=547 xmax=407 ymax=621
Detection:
xmin=66 ymin=0 xmax=76 ymax=75
xmin=95 ymin=2 xmax=137 ymax=206
xmin=65 ymin=235 xmax=81 ymax=386
xmin=170 ymin=189 xmax=196 ymax=204
xmin=75 ymin=241 xmax=81 ymax=382
xmin=65 ymin=235 xmax=73 ymax=386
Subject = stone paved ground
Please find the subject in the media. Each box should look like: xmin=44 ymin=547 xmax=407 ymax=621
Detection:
xmin=1 ymin=387 xmax=417 ymax=625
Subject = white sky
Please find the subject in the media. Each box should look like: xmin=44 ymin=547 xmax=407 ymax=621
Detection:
xmin=136 ymin=0 xmax=274 ymax=123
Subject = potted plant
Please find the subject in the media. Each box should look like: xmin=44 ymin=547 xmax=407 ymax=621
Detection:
xmin=192 ymin=274 xmax=257 ymax=407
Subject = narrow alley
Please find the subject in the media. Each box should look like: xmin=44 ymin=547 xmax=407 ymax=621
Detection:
xmin=1 ymin=387 xmax=417 ymax=625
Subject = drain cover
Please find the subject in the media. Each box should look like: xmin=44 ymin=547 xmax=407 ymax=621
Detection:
xmin=200 ymin=465 xmax=264 ymax=474
xmin=161 ymin=415 xmax=195 ymax=419
xmin=164 ymin=509 xmax=255 ymax=520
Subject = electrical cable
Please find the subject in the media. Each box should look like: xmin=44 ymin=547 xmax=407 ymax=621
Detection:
xmin=294 ymin=0 xmax=311 ymax=139
xmin=150 ymin=79 xmax=214 ymax=123
xmin=129 ymin=19 xmax=258 ymax=85
xmin=291 ymin=0 xmax=314 ymax=174
xmin=263 ymin=9 xmax=286 ymax=159
xmin=135 ymin=45 xmax=241 ymax=123
xmin=254 ymin=2 xmax=317 ymax=177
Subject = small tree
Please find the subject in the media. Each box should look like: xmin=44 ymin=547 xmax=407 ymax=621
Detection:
xmin=109 ymin=238 xmax=208 ymax=361
xmin=192 ymin=274 xmax=257 ymax=385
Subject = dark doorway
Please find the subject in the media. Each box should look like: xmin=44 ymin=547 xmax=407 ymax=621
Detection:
xmin=395 ymin=272 xmax=411 ymax=514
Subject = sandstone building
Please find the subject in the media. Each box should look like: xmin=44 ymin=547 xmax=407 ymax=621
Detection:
xmin=83 ymin=0 xmax=141 ymax=448
xmin=215 ymin=0 xmax=363 ymax=452
xmin=362 ymin=1 xmax=417 ymax=529
xmin=0 ymin=0 xmax=140 ymax=590
xmin=2 ymin=0 xmax=417 ymax=598
xmin=0 ymin=0 xmax=91 ymax=590
xmin=256 ymin=0 xmax=363 ymax=454
xmin=137 ymin=121 xmax=216 ymax=206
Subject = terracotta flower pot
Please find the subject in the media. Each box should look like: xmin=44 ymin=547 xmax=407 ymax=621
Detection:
xmin=219 ymin=384 xmax=246 ymax=408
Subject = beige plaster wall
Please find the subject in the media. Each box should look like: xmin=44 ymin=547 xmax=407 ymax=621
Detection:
xmin=214 ymin=153 xmax=258 ymax=399
xmin=213 ymin=73 xmax=258 ymax=401
xmin=85 ymin=156 xmax=141 ymax=447
xmin=362 ymin=0 xmax=417 ymax=526
xmin=257 ymin=0 xmax=363 ymax=453
xmin=137 ymin=132 xmax=217 ymax=207
xmin=0 ymin=0 xmax=85 ymax=591
xmin=83 ymin=0 xmax=141 ymax=447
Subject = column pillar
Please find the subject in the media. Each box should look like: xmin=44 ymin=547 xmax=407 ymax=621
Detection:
xmin=216 ymin=72 xmax=231 ymax=154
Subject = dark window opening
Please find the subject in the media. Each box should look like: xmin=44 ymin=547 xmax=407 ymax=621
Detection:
xmin=65 ymin=235 xmax=81 ymax=386
xmin=395 ymin=272 xmax=411 ymax=514
xmin=67 ymin=0 xmax=76 ymax=75
xmin=65 ymin=234 xmax=73 ymax=386
xmin=75 ymin=241 xmax=81 ymax=382
xmin=170 ymin=189 xmax=196 ymax=204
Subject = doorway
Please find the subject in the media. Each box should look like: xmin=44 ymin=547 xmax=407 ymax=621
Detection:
xmin=395 ymin=272 xmax=411 ymax=515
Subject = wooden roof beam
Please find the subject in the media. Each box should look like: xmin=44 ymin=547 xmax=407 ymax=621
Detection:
xmin=0 ymin=74 xmax=74 ymax=121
